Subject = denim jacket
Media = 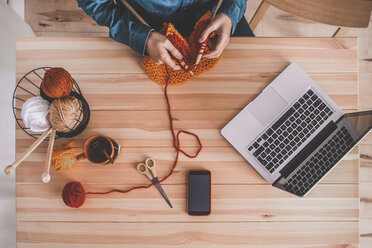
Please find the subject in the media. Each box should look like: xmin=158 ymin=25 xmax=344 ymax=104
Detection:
xmin=77 ymin=0 xmax=246 ymax=55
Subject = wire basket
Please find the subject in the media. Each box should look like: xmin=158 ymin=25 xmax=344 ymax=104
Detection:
xmin=13 ymin=67 xmax=90 ymax=139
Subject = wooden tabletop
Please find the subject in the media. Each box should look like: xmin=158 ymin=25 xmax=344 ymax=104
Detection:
xmin=16 ymin=37 xmax=359 ymax=247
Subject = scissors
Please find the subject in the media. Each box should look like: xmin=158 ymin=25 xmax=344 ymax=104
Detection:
xmin=137 ymin=158 xmax=173 ymax=208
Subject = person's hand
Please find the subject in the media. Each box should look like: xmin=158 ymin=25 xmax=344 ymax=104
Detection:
xmin=145 ymin=31 xmax=183 ymax=70
xmin=198 ymin=13 xmax=232 ymax=59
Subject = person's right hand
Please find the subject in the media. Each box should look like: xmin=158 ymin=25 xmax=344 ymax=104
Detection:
xmin=145 ymin=31 xmax=183 ymax=71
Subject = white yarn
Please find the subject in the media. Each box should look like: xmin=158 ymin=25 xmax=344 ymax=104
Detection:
xmin=21 ymin=96 xmax=50 ymax=132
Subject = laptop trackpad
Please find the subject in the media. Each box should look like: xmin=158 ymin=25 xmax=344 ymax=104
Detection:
xmin=248 ymin=87 xmax=287 ymax=126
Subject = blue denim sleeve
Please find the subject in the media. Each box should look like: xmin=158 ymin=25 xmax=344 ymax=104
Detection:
xmin=217 ymin=0 xmax=247 ymax=34
xmin=77 ymin=0 xmax=154 ymax=55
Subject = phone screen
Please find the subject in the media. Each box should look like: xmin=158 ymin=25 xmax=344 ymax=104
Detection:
xmin=187 ymin=170 xmax=211 ymax=215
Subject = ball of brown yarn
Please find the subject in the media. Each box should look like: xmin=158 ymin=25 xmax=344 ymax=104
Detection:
xmin=41 ymin=67 xmax=74 ymax=98
xmin=49 ymin=96 xmax=83 ymax=133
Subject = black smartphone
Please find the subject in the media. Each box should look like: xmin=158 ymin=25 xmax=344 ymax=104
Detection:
xmin=187 ymin=170 xmax=211 ymax=216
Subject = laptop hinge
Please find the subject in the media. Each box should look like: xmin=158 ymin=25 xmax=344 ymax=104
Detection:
xmin=279 ymin=121 xmax=337 ymax=179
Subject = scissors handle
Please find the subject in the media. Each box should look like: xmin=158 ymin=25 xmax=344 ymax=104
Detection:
xmin=145 ymin=158 xmax=157 ymax=178
xmin=137 ymin=163 xmax=153 ymax=181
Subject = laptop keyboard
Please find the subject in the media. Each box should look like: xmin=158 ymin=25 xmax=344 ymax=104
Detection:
xmin=248 ymin=89 xmax=334 ymax=173
xmin=282 ymin=127 xmax=354 ymax=196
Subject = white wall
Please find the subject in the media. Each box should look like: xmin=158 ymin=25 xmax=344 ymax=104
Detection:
xmin=7 ymin=0 xmax=26 ymax=20
xmin=0 ymin=2 xmax=34 ymax=248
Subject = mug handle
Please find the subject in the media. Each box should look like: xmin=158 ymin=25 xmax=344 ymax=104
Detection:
xmin=76 ymin=153 xmax=86 ymax=161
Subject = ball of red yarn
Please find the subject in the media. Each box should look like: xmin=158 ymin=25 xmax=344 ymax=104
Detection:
xmin=41 ymin=67 xmax=74 ymax=98
xmin=62 ymin=181 xmax=85 ymax=208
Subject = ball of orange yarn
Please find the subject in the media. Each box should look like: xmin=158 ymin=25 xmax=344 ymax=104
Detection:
xmin=41 ymin=67 xmax=74 ymax=98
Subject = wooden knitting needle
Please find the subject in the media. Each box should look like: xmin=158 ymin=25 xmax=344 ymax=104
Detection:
xmin=213 ymin=0 xmax=224 ymax=19
xmin=120 ymin=0 xmax=193 ymax=75
xmin=119 ymin=0 xmax=150 ymax=27
xmin=179 ymin=60 xmax=194 ymax=75
xmin=41 ymin=129 xmax=56 ymax=183
xmin=195 ymin=0 xmax=223 ymax=65
xmin=4 ymin=128 xmax=53 ymax=175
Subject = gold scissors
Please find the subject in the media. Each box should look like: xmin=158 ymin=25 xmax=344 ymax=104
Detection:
xmin=137 ymin=158 xmax=173 ymax=208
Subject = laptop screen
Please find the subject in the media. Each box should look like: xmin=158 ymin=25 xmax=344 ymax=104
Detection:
xmin=273 ymin=110 xmax=372 ymax=196
xmin=342 ymin=110 xmax=372 ymax=142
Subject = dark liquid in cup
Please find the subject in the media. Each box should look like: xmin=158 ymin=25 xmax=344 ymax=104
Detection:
xmin=87 ymin=137 xmax=113 ymax=163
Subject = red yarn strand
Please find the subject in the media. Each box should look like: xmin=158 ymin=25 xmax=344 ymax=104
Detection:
xmin=85 ymin=67 xmax=202 ymax=196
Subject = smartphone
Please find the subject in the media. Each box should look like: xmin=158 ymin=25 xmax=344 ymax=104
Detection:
xmin=187 ymin=170 xmax=211 ymax=216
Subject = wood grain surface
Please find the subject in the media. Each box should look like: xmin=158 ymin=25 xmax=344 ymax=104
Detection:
xmin=25 ymin=0 xmax=108 ymax=36
xmin=265 ymin=0 xmax=372 ymax=28
xmin=16 ymin=37 xmax=359 ymax=247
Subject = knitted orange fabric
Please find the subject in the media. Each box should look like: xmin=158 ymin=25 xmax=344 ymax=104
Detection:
xmin=142 ymin=11 xmax=221 ymax=85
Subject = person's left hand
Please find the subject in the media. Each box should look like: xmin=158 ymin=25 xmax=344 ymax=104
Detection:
xmin=198 ymin=13 xmax=232 ymax=59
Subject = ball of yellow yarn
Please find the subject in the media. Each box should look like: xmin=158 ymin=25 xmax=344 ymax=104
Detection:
xmin=51 ymin=142 xmax=77 ymax=171
xmin=49 ymin=96 xmax=83 ymax=133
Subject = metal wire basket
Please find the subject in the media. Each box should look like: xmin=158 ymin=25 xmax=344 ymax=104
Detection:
xmin=13 ymin=67 xmax=90 ymax=139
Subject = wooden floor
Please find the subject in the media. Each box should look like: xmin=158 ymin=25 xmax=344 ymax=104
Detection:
xmin=25 ymin=0 xmax=372 ymax=246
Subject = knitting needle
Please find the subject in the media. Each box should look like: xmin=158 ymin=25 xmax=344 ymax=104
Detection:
xmin=120 ymin=0 xmax=194 ymax=75
xmin=41 ymin=129 xmax=56 ymax=183
xmin=4 ymin=128 xmax=53 ymax=175
xmin=179 ymin=60 xmax=194 ymax=75
xmin=195 ymin=0 xmax=223 ymax=65
xmin=119 ymin=0 xmax=150 ymax=27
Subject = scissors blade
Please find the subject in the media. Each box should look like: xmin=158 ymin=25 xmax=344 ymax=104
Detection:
xmin=151 ymin=177 xmax=173 ymax=208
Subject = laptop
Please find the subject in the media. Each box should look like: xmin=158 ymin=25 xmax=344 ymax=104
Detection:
xmin=221 ymin=63 xmax=372 ymax=196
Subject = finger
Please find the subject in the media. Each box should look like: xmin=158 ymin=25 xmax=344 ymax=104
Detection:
xmin=203 ymin=46 xmax=223 ymax=59
xmin=163 ymin=40 xmax=183 ymax=60
xmin=199 ymin=23 xmax=216 ymax=43
xmin=203 ymin=50 xmax=222 ymax=59
xmin=162 ymin=53 xmax=182 ymax=71
xmin=154 ymin=59 xmax=163 ymax=65
xmin=203 ymin=35 xmax=228 ymax=58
